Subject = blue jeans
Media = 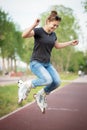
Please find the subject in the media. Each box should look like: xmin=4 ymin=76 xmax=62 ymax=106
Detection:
xmin=30 ymin=60 xmax=61 ymax=94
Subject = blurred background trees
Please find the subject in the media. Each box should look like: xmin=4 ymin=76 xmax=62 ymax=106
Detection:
xmin=0 ymin=8 xmax=24 ymax=74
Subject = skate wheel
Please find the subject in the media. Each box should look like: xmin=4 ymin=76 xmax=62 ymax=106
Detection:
xmin=42 ymin=108 xmax=45 ymax=114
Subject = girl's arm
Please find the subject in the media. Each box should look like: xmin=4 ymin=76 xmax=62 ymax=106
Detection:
xmin=22 ymin=19 xmax=40 ymax=38
xmin=54 ymin=40 xmax=79 ymax=49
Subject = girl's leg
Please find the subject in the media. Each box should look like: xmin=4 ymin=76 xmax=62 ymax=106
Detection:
xmin=18 ymin=61 xmax=53 ymax=104
xmin=30 ymin=61 xmax=53 ymax=112
xmin=44 ymin=64 xmax=61 ymax=94
xmin=29 ymin=61 xmax=61 ymax=112
xmin=30 ymin=61 xmax=53 ymax=87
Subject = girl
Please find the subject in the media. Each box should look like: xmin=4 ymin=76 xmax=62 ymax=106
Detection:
xmin=18 ymin=11 xmax=78 ymax=113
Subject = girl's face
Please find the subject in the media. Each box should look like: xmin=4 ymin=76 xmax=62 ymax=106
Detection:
xmin=46 ymin=20 xmax=60 ymax=33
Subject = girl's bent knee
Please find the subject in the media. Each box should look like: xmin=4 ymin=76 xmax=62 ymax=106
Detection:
xmin=55 ymin=79 xmax=61 ymax=87
xmin=45 ymin=77 xmax=53 ymax=85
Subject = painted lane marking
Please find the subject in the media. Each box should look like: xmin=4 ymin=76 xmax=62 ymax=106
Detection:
xmin=47 ymin=107 xmax=79 ymax=112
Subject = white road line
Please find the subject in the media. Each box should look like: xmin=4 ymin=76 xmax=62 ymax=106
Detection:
xmin=47 ymin=107 xmax=79 ymax=112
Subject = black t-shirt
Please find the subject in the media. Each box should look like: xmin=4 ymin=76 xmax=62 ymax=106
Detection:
xmin=30 ymin=27 xmax=57 ymax=63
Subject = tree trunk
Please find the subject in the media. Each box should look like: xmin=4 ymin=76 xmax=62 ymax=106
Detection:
xmin=10 ymin=58 xmax=14 ymax=71
xmin=14 ymin=58 xmax=17 ymax=72
xmin=7 ymin=58 xmax=10 ymax=72
xmin=2 ymin=57 xmax=6 ymax=75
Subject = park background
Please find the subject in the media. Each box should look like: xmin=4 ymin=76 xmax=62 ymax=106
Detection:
xmin=0 ymin=0 xmax=87 ymax=117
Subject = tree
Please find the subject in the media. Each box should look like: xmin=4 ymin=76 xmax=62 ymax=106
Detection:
xmin=68 ymin=51 xmax=85 ymax=72
xmin=82 ymin=0 xmax=87 ymax=12
xmin=0 ymin=8 xmax=12 ymax=73
xmin=0 ymin=8 xmax=24 ymax=73
xmin=82 ymin=0 xmax=87 ymax=73
xmin=21 ymin=38 xmax=34 ymax=72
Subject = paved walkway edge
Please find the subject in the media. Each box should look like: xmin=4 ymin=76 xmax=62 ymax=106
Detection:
xmin=0 ymin=101 xmax=35 ymax=120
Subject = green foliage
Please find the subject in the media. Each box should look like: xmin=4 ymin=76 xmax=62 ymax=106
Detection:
xmin=0 ymin=84 xmax=18 ymax=117
xmin=68 ymin=51 xmax=85 ymax=72
xmin=82 ymin=0 xmax=87 ymax=12
xmin=0 ymin=84 xmax=42 ymax=117
xmin=53 ymin=5 xmax=79 ymax=41
xmin=0 ymin=8 xmax=24 ymax=73
xmin=84 ymin=51 xmax=87 ymax=73
xmin=21 ymin=37 xmax=34 ymax=64
xmin=0 ymin=9 xmax=15 ymax=57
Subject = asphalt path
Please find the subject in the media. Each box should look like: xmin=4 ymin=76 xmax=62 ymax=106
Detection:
xmin=0 ymin=75 xmax=87 ymax=130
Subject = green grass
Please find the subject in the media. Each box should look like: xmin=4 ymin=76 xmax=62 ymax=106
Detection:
xmin=0 ymin=84 xmax=42 ymax=117
xmin=60 ymin=72 xmax=78 ymax=80
xmin=0 ymin=73 xmax=78 ymax=117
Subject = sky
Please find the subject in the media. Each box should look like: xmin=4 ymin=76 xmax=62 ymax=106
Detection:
xmin=0 ymin=0 xmax=87 ymax=51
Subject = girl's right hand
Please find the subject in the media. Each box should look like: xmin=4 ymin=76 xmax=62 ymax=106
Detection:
xmin=33 ymin=19 xmax=40 ymax=26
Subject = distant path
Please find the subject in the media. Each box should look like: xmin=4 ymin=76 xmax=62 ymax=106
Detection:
xmin=0 ymin=75 xmax=34 ymax=86
xmin=0 ymin=74 xmax=87 ymax=86
xmin=0 ymin=76 xmax=19 ymax=85
xmin=0 ymin=75 xmax=87 ymax=130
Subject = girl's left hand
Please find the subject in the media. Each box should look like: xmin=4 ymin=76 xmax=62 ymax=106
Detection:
xmin=71 ymin=40 xmax=79 ymax=46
